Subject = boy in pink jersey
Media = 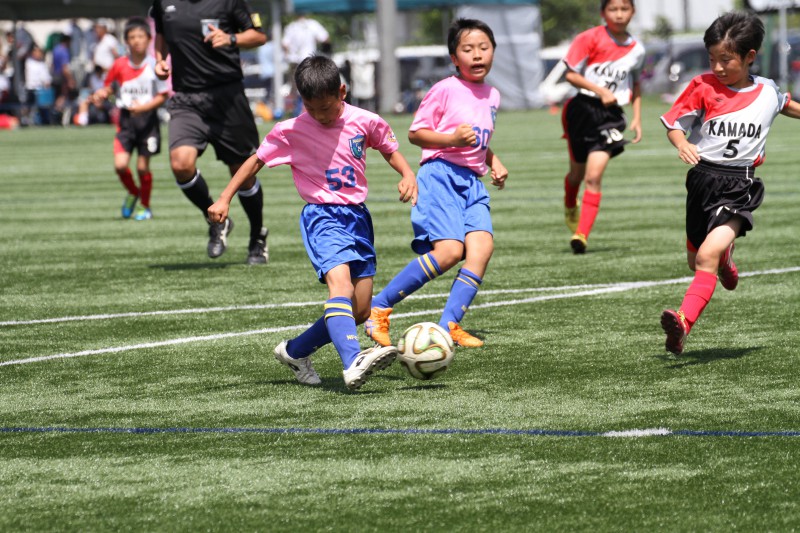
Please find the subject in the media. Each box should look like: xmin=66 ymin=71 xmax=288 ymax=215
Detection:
xmin=365 ymin=18 xmax=508 ymax=349
xmin=660 ymin=11 xmax=800 ymax=355
xmin=560 ymin=0 xmax=644 ymax=253
xmin=208 ymin=56 xmax=417 ymax=390
xmin=92 ymin=17 xmax=168 ymax=221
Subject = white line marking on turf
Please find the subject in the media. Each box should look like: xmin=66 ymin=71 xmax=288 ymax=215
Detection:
xmin=602 ymin=428 xmax=672 ymax=437
xmin=0 ymin=324 xmax=312 ymax=367
xmin=2 ymin=267 xmax=799 ymax=367
xmin=0 ymin=282 xmax=625 ymax=327
xmin=5 ymin=267 xmax=798 ymax=328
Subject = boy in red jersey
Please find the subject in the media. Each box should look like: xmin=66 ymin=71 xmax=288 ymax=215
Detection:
xmin=560 ymin=0 xmax=644 ymax=253
xmin=660 ymin=11 xmax=800 ymax=355
xmin=92 ymin=17 xmax=168 ymax=221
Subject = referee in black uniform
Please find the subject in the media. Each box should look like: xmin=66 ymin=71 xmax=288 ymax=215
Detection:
xmin=151 ymin=0 xmax=269 ymax=264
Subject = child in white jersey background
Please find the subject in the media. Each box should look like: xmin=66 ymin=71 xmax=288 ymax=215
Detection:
xmin=660 ymin=11 xmax=800 ymax=355
xmin=560 ymin=0 xmax=644 ymax=254
xmin=91 ymin=17 xmax=168 ymax=221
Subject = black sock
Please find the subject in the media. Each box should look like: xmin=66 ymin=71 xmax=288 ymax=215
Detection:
xmin=178 ymin=170 xmax=213 ymax=218
xmin=238 ymin=180 xmax=264 ymax=241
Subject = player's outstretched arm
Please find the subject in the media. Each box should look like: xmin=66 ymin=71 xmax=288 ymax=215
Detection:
xmin=486 ymin=148 xmax=508 ymax=190
xmin=208 ymin=154 xmax=265 ymax=223
xmin=129 ymin=93 xmax=168 ymax=115
xmin=780 ymin=99 xmax=800 ymax=119
xmin=409 ymin=124 xmax=476 ymax=149
xmin=382 ymin=151 xmax=417 ymax=205
xmin=204 ymin=25 xmax=267 ymax=49
xmin=667 ymin=128 xmax=699 ymax=165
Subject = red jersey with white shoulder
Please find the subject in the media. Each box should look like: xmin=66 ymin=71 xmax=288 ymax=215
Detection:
xmin=104 ymin=56 xmax=169 ymax=109
xmin=661 ymin=73 xmax=790 ymax=167
xmin=563 ymin=25 xmax=645 ymax=107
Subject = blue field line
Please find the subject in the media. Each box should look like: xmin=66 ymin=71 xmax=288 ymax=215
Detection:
xmin=2 ymin=426 xmax=800 ymax=437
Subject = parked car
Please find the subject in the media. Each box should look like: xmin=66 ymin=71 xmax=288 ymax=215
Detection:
xmin=640 ymin=35 xmax=707 ymax=99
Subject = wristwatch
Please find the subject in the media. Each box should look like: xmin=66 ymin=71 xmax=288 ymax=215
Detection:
xmin=229 ymin=33 xmax=237 ymax=46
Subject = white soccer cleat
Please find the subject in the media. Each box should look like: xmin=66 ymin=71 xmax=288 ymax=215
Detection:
xmin=342 ymin=345 xmax=397 ymax=390
xmin=273 ymin=340 xmax=321 ymax=385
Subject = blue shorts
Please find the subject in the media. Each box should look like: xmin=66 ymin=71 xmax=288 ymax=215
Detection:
xmin=410 ymin=159 xmax=493 ymax=254
xmin=300 ymin=203 xmax=377 ymax=283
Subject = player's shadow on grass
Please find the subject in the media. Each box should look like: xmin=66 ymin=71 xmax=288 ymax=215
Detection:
xmin=658 ymin=346 xmax=760 ymax=368
xmin=149 ymin=262 xmax=241 ymax=271
xmin=261 ymin=373 xmax=406 ymax=394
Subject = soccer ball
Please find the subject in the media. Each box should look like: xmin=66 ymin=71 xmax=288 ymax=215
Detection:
xmin=397 ymin=322 xmax=455 ymax=381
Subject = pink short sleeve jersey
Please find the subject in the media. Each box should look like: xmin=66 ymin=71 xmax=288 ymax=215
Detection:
xmin=410 ymin=76 xmax=500 ymax=176
xmin=661 ymin=74 xmax=790 ymax=167
xmin=563 ymin=25 xmax=645 ymax=107
xmin=256 ymin=103 xmax=399 ymax=204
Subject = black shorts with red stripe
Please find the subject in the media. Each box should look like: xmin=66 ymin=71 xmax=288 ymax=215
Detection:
xmin=684 ymin=160 xmax=764 ymax=251
xmin=562 ymin=94 xmax=627 ymax=163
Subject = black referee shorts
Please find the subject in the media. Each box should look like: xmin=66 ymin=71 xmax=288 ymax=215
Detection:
xmin=562 ymin=94 xmax=627 ymax=163
xmin=167 ymin=81 xmax=259 ymax=166
xmin=685 ymin=161 xmax=765 ymax=251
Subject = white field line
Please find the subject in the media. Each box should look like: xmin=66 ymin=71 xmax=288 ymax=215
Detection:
xmin=0 ymin=282 xmax=641 ymax=327
xmin=2 ymin=267 xmax=799 ymax=368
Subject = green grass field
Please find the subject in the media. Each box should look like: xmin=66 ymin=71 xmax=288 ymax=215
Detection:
xmin=2 ymin=98 xmax=800 ymax=531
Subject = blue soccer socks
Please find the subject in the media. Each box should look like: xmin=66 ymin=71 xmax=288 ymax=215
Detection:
xmin=287 ymin=317 xmax=331 ymax=359
xmin=439 ymin=268 xmax=482 ymax=328
xmin=324 ymin=297 xmax=361 ymax=369
xmin=372 ymin=253 xmax=442 ymax=309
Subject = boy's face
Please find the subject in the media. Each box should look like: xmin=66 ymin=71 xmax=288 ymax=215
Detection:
xmin=301 ymin=84 xmax=347 ymax=126
xmin=708 ymin=42 xmax=756 ymax=88
xmin=602 ymin=0 xmax=635 ymax=34
xmin=125 ymin=27 xmax=150 ymax=56
xmin=450 ymin=29 xmax=494 ymax=83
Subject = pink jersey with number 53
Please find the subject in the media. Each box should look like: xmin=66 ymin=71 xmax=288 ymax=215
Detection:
xmin=256 ymin=103 xmax=399 ymax=205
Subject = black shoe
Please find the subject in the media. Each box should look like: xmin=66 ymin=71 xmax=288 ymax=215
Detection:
xmin=208 ymin=218 xmax=234 ymax=258
xmin=247 ymin=227 xmax=269 ymax=265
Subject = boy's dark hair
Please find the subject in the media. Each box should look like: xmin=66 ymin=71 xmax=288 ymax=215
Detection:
xmin=124 ymin=16 xmax=151 ymax=40
xmin=601 ymin=0 xmax=634 ymax=9
xmin=704 ymin=11 xmax=764 ymax=61
xmin=447 ymin=18 xmax=496 ymax=55
xmin=295 ymin=55 xmax=341 ymax=100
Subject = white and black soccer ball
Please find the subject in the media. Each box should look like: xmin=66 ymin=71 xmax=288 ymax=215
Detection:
xmin=396 ymin=322 xmax=455 ymax=381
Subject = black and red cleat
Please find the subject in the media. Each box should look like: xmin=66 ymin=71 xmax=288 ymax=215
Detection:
xmin=661 ymin=309 xmax=690 ymax=356
xmin=719 ymin=243 xmax=739 ymax=291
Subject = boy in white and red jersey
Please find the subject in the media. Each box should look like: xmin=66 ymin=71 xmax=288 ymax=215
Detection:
xmin=660 ymin=11 xmax=800 ymax=355
xmin=561 ymin=0 xmax=644 ymax=253
xmin=208 ymin=56 xmax=418 ymax=390
xmin=364 ymin=18 xmax=508 ymax=349
xmin=92 ymin=17 xmax=168 ymax=221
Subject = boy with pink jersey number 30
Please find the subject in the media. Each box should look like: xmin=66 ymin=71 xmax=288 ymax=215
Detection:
xmin=208 ymin=56 xmax=417 ymax=390
xmin=365 ymin=18 xmax=508 ymax=349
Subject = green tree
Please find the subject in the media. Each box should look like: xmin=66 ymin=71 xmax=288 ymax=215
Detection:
xmin=540 ymin=0 xmax=601 ymax=47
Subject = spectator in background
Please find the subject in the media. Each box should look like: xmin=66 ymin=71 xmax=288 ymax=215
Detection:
xmin=52 ymin=32 xmax=76 ymax=122
xmin=24 ymin=44 xmax=52 ymax=124
xmin=282 ymin=14 xmax=329 ymax=115
xmin=257 ymin=34 xmax=274 ymax=106
xmin=92 ymin=19 xmax=120 ymax=76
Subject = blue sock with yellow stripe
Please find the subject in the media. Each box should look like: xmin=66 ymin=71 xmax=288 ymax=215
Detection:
xmin=324 ymin=297 xmax=361 ymax=368
xmin=372 ymin=253 xmax=442 ymax=308
xmin=439 ymin=268 xmax=482 ymax=328
xmin=287 ymin=317 xmax=330 ymax=359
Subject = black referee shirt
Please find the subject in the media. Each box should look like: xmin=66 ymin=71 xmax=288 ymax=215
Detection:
xmin=151 ymin=0 xmax=263 ymax=92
